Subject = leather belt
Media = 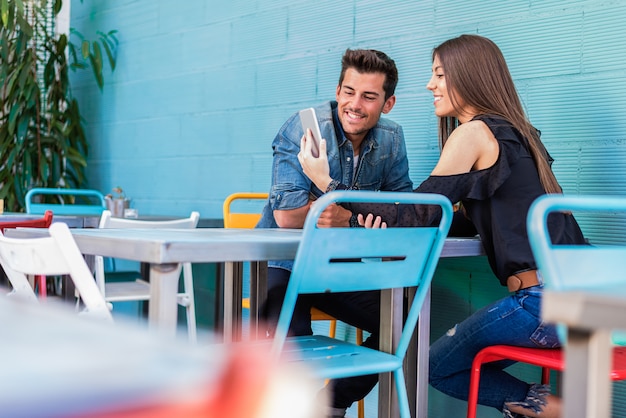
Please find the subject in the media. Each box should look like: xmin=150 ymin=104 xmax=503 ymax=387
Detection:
xmin=506 ymin=270 xmax=540 ymax=292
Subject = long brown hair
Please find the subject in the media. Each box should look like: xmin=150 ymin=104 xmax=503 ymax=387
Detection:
xmin=433 ymin=34 xmax=561 ymax=194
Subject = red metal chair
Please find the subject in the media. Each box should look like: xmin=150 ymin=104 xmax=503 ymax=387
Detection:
xmin=0 ymin=211 xmax=54 ymax=298
xmin=466 ymin=344 xmax=626 ymax=418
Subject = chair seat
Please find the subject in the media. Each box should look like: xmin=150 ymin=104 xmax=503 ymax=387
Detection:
xmin=467 ymin=344 xmax=626 ymax=418
xmin=281 ymin=335 xmax=402 ymax=379
xmin=476 ymin=344 xmax=626 ymax=379
xmin=474 ymin=345 xmax=563 ymax=370
xmin=105 ymin=279 xmax=193 ymax=306
xmin=104 ymin=280 xmax=151 ymax=301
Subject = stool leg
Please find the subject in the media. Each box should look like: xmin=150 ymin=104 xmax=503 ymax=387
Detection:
xmin=466 ymin=357 xmax=483 ymax=418
xmin=36 ymin=275 xmax=47 ymax=299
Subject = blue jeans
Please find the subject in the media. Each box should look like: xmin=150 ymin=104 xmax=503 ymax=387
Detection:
xmin=429 ymin=286 xmax=560 ymax=411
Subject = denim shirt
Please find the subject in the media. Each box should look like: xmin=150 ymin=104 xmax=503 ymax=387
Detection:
xmin=256 ymin=100 xmax=413 ymax=271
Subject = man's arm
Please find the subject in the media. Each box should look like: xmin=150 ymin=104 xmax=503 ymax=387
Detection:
xmin=273 ymin=201 xmax=312 ymax=229
xmin=317 ymin=203 xmax=352 ymax=227
xmin=275 ymin=200 xmax=351 ymax=228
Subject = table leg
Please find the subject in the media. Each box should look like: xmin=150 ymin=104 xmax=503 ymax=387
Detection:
xmin=562 ymin=328 xmax=612 ymax=418
xmin=249 ymin=261 xmax=268 ymax=340
xmin=415 ymin=286 xmax=431 ymax=417
xmin=223 ymin=262 xmax=243 ymax=342
xmin=379 ymin=287 xmax=403 ymax=418
xmin=148 ymin=262 xmax=182 ymax=339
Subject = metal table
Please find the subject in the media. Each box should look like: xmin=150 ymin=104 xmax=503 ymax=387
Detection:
xmin=6 ymin=227 xmax=301 ymax=339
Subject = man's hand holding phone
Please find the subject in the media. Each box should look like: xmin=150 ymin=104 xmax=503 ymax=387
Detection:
xmin=297 ymin=108 xmax=355 ymax=227
xmin=298 ymin=132 xmax=332 ymax=192
xmin=298 ymin=108 xmax=333 ymax=192
xmin=298 ymin=108 xmax=323 ymax=158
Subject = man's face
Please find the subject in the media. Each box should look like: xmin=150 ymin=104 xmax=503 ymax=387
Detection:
xmin=335 ymin=68 xmax=396 ymax=144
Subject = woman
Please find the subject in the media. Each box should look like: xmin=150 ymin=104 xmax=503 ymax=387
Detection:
xmin=298 ymin=34 xmax=585 ymax=418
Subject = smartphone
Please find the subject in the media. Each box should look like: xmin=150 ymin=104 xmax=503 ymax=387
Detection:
xmin=298 ymin=107 xmax=322 ymax=158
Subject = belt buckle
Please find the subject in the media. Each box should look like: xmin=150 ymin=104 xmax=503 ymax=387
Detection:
xmin=507 ymin=275 xmax=523 ymax=292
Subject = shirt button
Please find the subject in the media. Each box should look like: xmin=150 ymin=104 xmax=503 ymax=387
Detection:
xmin=347 ymin=157 xmax=351 ymax=162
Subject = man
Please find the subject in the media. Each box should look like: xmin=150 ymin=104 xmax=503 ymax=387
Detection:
xmin=256 ymin=48 xmax=413 ymax=417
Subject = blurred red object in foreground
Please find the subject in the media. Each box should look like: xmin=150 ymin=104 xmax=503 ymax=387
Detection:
xmin=85 ymin=342 xmax=323 ymax=418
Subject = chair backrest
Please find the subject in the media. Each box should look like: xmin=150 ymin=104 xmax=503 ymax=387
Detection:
xmin=223 ymin=192 xmax=268 ymax=228
xmin=25 ymin=188 xmax=106 ymax=215
xmin=0 ymin=223 xmax=113 ymax=321
xmin=98 ymin=210 xmax=200 ymax=230
xmin=271 ymin=190 xmax=453 ymax=358
xmin=0 ymin=211 xmax=55 ymax=300
xmin=94 ymin=210 xmax=200 ymax=293
xmin=527 ymin=194 xmax=626 ymax=291
xmin=0 ymin=211 xmax=54 ymax=232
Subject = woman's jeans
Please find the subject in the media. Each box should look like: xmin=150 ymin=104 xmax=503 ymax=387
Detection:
xmin=429 ymin=286 xmax=560 ymax=410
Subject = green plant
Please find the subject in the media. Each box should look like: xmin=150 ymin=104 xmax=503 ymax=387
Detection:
xmin=0 ymin=0 xmax=117 ymax=212
xmin=105 ymin=186 xmax=126 ymax=201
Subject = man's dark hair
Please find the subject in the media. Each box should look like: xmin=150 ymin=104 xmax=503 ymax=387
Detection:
xmin=338 ymin=49 xmax=398 ymax=100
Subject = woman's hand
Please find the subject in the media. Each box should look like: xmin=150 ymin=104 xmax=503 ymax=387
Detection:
xmin=358 ymin=213 xmax=387 ymax=229
xmin=298 ymin=129 xmax=333 ymax=191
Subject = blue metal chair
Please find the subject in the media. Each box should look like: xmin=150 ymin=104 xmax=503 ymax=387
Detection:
xmin=527 ymin=194 xmax=626 ymax=418
xmin=270 ymin=190 xmax=453 ymax=418
xmin=25 ymin=188 xmax=106 ymax=215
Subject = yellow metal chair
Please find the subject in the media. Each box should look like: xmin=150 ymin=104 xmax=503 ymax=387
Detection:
xmin=223 ymin=192 xmax=268 ymax=229
xmin=223 ymin=192 xmax=364 ymax=418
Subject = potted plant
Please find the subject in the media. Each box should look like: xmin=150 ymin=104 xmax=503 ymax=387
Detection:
xmin=0 ymin=0 xmax=118 ymax=212
xmin=105 ymin=187 xmax=130 ymax=217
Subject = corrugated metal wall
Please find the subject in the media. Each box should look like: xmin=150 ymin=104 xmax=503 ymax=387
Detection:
xmin=70 ymin=1 xmax=626 ymax=221
xmin=69 ymin=1 xmax=626 ymax=416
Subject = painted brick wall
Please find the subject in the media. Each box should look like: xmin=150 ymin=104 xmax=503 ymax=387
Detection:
xmin=69 ymin=1 xmax=626 ymax=416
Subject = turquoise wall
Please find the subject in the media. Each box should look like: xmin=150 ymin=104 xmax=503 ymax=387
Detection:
xmin=69 ymin=1 xmax=626 ymax=417
xmin=70 ymin=0 xmax=626 ymax=235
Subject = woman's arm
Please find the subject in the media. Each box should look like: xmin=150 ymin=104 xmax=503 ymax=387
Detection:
xmin=298 ymin=119 xmax=499 ymax=227
xmin=432 ymin=120 xmax=499 ymax=175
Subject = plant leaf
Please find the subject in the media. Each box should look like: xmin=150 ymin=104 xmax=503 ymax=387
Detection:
xmin=1 ymin=0 xmax=8 ymax=27
xmin=88 ymin=48 xmax=104 ymax=90
xmin=100 ymin=36 xmax=117 ymax=71
xmin=81 ymin=39 xmax=89 ymax=59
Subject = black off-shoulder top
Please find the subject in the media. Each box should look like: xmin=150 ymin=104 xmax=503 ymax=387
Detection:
xmin=334 ymin=115 xmax=586 ymax=286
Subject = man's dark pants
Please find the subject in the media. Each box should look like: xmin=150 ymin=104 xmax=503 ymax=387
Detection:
xmin=263 ymin=267 xmax=381 ymax=409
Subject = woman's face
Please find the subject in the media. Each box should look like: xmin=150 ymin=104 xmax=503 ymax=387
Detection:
xmin=426 ymin=55 xmax=474 ymax=123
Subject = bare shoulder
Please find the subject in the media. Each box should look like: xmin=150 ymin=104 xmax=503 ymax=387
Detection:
xmin=433 ymin=119 xmax=499 ymax=175
xmin=448 ymin=119 xmax=495 ymax=144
